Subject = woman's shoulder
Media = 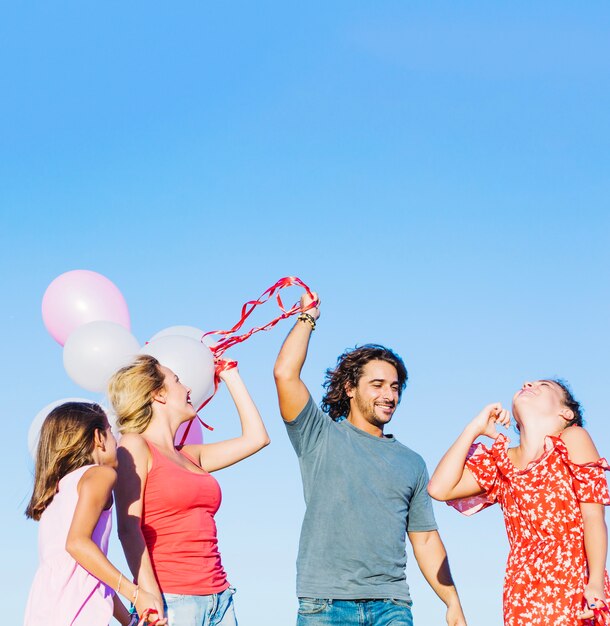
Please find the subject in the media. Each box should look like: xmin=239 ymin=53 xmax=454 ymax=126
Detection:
xmin=559 ymin=426 xmax=600 ymax=464
xmin=119 ymin=431 xmax=146 ymax=445
xmin=118 ymin=431 xmax=151 ymax=455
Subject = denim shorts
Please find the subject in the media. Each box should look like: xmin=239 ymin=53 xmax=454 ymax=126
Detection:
xmin=163 ymin=586 xmax=237 ymax=626
xmin=297 ymin=597 xmax=413 ymax=626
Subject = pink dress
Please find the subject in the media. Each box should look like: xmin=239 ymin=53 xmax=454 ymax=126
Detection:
xmin=450 ymin=434 xmax=610 ymax=625
xmin=24 ymin=465 xmax=114 ymax=626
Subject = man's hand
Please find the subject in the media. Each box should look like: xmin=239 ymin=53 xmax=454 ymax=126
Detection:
xmin=300 ymin=291 xmax=320 ymax=320
xmin=446 ymin=601 xmax=467 ymax=626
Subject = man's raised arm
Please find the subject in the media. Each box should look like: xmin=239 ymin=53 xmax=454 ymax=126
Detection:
xmin=273 ymin=292 xmax=320 ymax=422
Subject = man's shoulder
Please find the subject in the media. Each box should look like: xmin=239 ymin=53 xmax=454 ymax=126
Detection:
xmin=390 ymin=438 xmax=428 ymax=466
xmin=287 ymin=394 xmax=326 ymax=424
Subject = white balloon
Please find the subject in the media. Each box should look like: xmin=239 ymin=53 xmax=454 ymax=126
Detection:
xmin=27 ymin=397 xmax=113 ymax=459
xmin=149 ymin=325 xmax=218 ymax=349
xmin=140 ymin=335 xmax=215 ymax=409
xmin=150 ymin=325 xmax=205 ymax=342
xmin=63 ymin=321 xmax=140 ymax=392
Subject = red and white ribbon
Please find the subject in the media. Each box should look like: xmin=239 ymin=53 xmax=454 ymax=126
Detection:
xmin=178 ymin=276 xmax=315 ymax=446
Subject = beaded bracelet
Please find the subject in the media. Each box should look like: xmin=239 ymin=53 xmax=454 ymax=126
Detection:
xmin=297 ymin=313 xmax=316 ymax=330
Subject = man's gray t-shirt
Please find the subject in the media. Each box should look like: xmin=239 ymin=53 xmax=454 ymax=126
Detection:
xmin=285 ymin=395 xmax=438 ymax=602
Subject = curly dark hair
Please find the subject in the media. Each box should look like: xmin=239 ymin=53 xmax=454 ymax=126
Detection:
xmin=552 ymin=378 xmax=584 ymax=427
xmin=321 ymin=344 xmax=408 ymax=420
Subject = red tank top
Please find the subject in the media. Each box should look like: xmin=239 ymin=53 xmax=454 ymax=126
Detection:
xmin=142 ymin=442 xmax=229 ymax=594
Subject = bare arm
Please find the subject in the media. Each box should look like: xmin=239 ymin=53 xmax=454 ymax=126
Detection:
xmin=408 ymin=530 xmax=467 ymax=626
xmin=428 ymin=403 xmax=509 ymax=501
xmin=580 ymin=503 xmax=608 ymax=613
xmin=273 ymin=292 xmax=320 ymax=422
xmin=112 ymin=595 xmax=132 ymax=626
xmin=562 ymin=427 xmax=609 ymax=619
xmin=65 ymin=465 xmax=166 ymax=624
xmin=114 ymin=435 xmax=166 ymax=621
xmin=192 ymin=365 xmax=270 ymax=473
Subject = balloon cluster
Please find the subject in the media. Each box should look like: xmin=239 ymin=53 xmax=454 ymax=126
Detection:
xmin=29 ymin=270 xmax=216 ymax=456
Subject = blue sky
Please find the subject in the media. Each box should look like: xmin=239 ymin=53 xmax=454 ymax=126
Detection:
xmin=2 ymin=3 xmax=609 ymax=625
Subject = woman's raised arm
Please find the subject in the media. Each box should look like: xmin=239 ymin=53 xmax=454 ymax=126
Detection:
xmin=428 ymin=403 xmax=509 ymax=501
xmin=192 ymin=365 xmax=270 ymax=473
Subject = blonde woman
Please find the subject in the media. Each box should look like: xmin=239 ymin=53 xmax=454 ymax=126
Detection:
xmin=109 ymin=355 xmax=269 ymax=626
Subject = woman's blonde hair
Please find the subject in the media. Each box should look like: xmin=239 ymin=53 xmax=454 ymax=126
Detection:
xmin=25 ymin=402 xmax=109 ymax=521
xmin=108 ymin=354 xmax=165 ymax=434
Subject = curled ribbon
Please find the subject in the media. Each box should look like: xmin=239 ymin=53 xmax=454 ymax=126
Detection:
xmin=137 ymin=608 xmax=159 ymax=626
xmin=203 ymin=276 xmax=315 ymax=357
xmin=593 ymin=598 xmax=610 ymax=625
xmin=581 ymin=597 xmax=610 ymax=625
xmin=178 ymin=276 xmax=315 ymax=446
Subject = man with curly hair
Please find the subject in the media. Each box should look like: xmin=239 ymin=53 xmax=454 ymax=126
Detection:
xmin=273 ymin=293 xmax=467 ymax=626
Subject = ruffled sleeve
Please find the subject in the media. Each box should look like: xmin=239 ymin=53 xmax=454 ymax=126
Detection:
xmin=447 ymin=441 xmax=500 ymax=516
xmin=562 ymin=448 xmax=610 ymax=505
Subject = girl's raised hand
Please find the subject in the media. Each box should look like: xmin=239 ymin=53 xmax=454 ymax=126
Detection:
xmin=469 ymin=403 xmax=510 ymax=440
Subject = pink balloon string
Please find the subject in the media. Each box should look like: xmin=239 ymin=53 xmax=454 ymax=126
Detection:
xmin=178 ymin=276 xmax=315 ymax=447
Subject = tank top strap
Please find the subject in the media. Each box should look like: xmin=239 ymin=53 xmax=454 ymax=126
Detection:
xmin=144 ymin=439 xmax=205 ymax=472
xmin=58 ymin=464 xmax=96 ymax=489
xmin=143 ymin=438 xmax=162 ymax=457
xmin=178 ymin=447 xmax=204 ymax=471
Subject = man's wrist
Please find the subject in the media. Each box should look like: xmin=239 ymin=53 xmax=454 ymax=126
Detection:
xmin=297 ymin=312 xmax=316 ymax=330
xmin=445 ymin=593 xmax=463 ymax=610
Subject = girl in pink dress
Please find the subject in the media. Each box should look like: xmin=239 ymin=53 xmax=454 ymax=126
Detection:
xmin=24 ymin=402 xmax=167 ymax=626
xmin=428 ymin=379 xmax=610 ymax=625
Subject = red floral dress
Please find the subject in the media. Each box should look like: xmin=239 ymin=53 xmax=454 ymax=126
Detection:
xmin=449 ymin=433 xmax=610 ymax=625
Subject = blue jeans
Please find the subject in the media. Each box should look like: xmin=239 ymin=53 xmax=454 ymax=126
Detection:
xmin=297 ymin=598 xmax=414 ymax=626
xmin=163 ymin=587 xmax=237 ymax=626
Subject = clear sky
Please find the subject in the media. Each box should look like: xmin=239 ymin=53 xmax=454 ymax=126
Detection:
xmin=2 ymin=2 xmax=609 ymax=625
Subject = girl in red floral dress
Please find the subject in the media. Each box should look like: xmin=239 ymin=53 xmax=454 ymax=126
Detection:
xmin=428 ymin=379 xmax=610 ymax=625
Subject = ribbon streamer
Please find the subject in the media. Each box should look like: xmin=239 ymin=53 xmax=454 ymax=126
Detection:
xmin=203 ymin=276 xmax=315 ymax=356
xmin=580 ymin=597 xmax=610 ymax=626
xmin=592 ymin=598 xmax=610 ymax=625
xmin=178 ymin=276 xmax=315 ymax=446
xmin=137 ymin=608 xmax=159 ymax=626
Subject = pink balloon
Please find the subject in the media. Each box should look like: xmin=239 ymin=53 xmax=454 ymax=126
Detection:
xmin=175 ymin=420 xmax=203 ymax=446
xmin=42 ymin=270 xmax=131 ymax=346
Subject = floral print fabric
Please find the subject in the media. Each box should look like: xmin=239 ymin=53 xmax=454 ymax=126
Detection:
xmin=449 ymin=433 xmax=610 ymax=625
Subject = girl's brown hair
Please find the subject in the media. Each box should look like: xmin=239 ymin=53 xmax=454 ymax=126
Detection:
xmin=108 ymin=354 xmax=166 ymax=434
xmin=25 ymin=402 xmax=109 ymax=521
